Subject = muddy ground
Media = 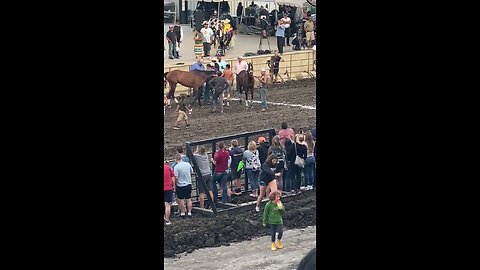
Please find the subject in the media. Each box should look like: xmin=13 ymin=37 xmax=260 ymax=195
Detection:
xmin=164 ymin=78 xmax=316 ymax=159
xmin=164 ymin=190 xmax=316 ymax=258
xmin=164 ymin=226 xmax=316 ymax=270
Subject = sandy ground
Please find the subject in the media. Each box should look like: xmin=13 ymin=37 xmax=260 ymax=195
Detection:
xmin=164 ymin=226 xmax=316 ymax=270
xmin=163 ymin=24 xmax=298 ymax=67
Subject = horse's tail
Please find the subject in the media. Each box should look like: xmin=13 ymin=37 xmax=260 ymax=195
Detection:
xmin=164 ymin=72 xmax=169 ymax=79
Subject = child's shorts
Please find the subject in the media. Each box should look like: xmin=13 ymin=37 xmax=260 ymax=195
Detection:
xmin=177 ymin=111 xmax=188 ymax=122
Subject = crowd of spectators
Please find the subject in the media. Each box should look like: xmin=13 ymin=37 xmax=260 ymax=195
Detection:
xmin=163 ymin=122 xmax=317 ymax=225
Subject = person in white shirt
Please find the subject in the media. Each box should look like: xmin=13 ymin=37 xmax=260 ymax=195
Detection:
xmin=200 ymin=21 xmax=214 ymax=58
xmin=235 ymin=56 xmax=248 ymax=95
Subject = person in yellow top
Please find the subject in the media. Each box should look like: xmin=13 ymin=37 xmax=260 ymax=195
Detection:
xmin=223 ymin=19 xmax=234 ymax=49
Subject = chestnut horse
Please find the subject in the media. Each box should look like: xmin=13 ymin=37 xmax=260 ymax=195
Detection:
xmin=164 ymin=70 xmax=216 ymax=106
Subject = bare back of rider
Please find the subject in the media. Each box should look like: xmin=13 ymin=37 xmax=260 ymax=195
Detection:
xmin=208 ymin=77 xmax=229 ymax=113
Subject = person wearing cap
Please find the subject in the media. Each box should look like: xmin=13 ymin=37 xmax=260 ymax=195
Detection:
xmin=216 ymin=55 xmax=226 ymax=73
xmin=166 ymin=25 xmax=178 ymax=59
xmin=257 ymin=67 xmax=269 ymax=111
xmin=173 ymin=20 xmax=183 ymax=56
xmin=200 ymin=21 xmax=214 ymax=58
xmin=257 ymin=136 xmax=270 ymax=166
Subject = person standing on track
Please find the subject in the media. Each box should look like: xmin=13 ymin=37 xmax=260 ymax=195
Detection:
xmin=257 ymin=68 xmax=269 ymax=111
xmin=207 ymin=76 xmax=229 ymax=113
xmin=173 ymin=94 xmax=190 ymax=130
xmin=174 ymin=153 xmax=194 ymax=218
xmin=263 ymin=190 xmax=285 ymax=251
xmin=221 ymin=64 xmax=234 ymax=107
xmin=164 ymin=160 xmax=175 ymax=225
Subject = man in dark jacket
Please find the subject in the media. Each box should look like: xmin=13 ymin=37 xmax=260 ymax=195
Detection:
xmin=166 ymin=25 xmax=178 ymax=59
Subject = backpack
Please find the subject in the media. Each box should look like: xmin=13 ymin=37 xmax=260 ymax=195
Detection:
xmin=251 ymin=151 xmax=261 ymax=171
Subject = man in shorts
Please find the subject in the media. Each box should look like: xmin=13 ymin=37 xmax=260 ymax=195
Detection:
xmin=164 ymin=160 xmax=175 ymax=225
xmin=173 ymin=153 xmax=194 ymax=217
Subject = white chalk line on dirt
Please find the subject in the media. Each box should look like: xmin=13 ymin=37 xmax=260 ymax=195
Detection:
xmin=229 ymin=98 xmax=316 ymax=110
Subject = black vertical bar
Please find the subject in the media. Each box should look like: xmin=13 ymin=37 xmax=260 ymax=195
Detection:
xmin=244 ymin=135 xmax=249 ymax=192
xmin=185 ymin=143 xmax=218 ymax=216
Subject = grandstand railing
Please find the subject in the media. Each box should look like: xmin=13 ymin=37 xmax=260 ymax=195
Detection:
xmin=163 ymin=50 xmax=316 ymax=94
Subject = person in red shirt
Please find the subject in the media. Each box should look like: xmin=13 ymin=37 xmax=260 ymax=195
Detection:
xmin=278 ymin=122 xmax=295 ymax=147
xmin=212 ymin=141 xmax=230 ymax=203
xmin=163 ymin=162 xmax=175 ymax=225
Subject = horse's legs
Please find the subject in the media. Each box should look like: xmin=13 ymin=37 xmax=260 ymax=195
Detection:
xmin=168 ymin=83 xmax=177 ymax=107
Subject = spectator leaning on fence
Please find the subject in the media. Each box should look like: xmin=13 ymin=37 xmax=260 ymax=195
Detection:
xmin=291 ymin=134 xmax=307 ymax=194
xmin=268 ymin=135 xmax=286 ymax=192
xmin=244 ymin=141 xmax=261 ymax=200
xmin=174 ymin=153 xmax=194 ymax=218
xmin=164 ymin=161 xmax=175 ymax=225
xmin=284 ymin=138 xmax=295 ymax=193
xmin=302 ymin=132 xmax=315 ymax=191
xmin=278 ymin=122 xmax=295 ymax=147
xmin=193 ymin=145 xmax=214 ymax=209
xmin=257 ymin=136 xmax=270 ymax=166
xmin=257 ymin=154 xmax=281 ymax=212
xmin=229 ymin=140 xmax=244 ymax=195
xmin=212 ymin=141 xmax=230 ymax=203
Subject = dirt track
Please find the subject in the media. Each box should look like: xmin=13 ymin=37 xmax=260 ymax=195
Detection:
xmin=164 ymin=190 xmax=316 ymax=258
xmin=163 ymin=78 xmax=316 ymax=159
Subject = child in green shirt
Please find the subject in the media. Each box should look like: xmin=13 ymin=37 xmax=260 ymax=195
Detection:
xmin=263 ymin=190 xmax=286 ymax=251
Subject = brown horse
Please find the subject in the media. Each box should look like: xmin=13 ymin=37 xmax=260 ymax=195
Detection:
xmin=237 ymin=62 xmax=255 ymax=109
xmin=164 ymin=70 xmax=216 ymax=106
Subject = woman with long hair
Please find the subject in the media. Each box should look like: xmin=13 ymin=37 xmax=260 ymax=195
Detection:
xmin=303 ymin=132 xmax=316 ymax=190
xmin=243 ymin=141 xmax=261 ymax=198
xmin=256 ymin=154 xmax=280 ymax=212
xmin=292 ymin=134 xmax=307 ymax=194
xmin=268 ymin=135 xmax=286 ymax=192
